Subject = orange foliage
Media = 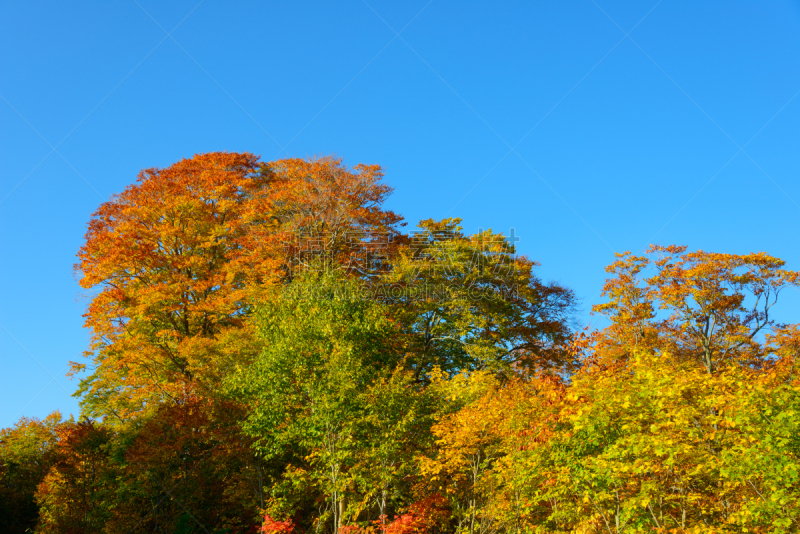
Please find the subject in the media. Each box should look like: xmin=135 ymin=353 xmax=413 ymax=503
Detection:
xmin=593 ymin=245 xmax=800 ymax=372
xmin=74 ymin=153 xmax=403 ymax=418
xmin=35 ymin=420 xmax=112 ymax=533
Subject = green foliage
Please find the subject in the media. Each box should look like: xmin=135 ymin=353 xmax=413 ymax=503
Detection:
xmin=383 ymin=218 xmax=576 ymax=378
xmin=228 ymin=271 xmax=407 ymax=532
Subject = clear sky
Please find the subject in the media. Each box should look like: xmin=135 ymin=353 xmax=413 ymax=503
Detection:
xmin=2 ymin=0 xmax=799 ymax=426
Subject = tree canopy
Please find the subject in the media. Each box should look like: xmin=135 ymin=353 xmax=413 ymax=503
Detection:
xmin=3 ymin=152 xmax=799 ymax=534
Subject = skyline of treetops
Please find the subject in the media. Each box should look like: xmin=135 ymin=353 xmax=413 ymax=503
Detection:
xmin=2 ymin=152 xmax=799 ymax=533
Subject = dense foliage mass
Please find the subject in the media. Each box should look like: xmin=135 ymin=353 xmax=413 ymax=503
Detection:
xmin=2 ymin=152 xmax=799 ymax=533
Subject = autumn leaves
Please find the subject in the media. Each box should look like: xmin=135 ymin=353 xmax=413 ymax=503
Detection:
xmin=2 ymin=152 xmax=799 ymax=533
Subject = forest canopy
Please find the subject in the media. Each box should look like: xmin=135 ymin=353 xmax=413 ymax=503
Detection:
xmin=2 ymin=152 xmax=799 ymax=534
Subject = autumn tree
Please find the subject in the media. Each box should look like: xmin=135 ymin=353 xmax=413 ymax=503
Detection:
xmin=35 ymin=419 xmax=114 ymax=534
xmin=75 ymin=153 xmax=404 ymax=419
xmin=104 ymin=397 xmax=263 ymax=533
xmin=419 ymin=370 xmax=502 ymax=534
xmin=382 ymin=218 xmax=576 ymax=379
xmin=0 ymin=412 xmax=64 ymax=533
xmin=74 ymin=152 xmax=261 ymax=418
xmin=409 ymin=246 xmax=800 ymax=534
xmin=594 ymin=245 xmax=800 ymax=372
xmin=418 ymin=369 xmax=570 ymax=534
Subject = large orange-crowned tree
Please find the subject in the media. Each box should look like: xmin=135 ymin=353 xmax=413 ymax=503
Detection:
xmin=74 ymin=152 xmax=403 ymax=419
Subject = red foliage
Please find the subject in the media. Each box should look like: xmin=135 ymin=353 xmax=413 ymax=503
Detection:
xmin=383 ymin=514 xmax=421 ymax=534
xmin=377 ymin=494 xmax=449 ymax=534
xmin=261 ymin=513 xmax=295 ymax=534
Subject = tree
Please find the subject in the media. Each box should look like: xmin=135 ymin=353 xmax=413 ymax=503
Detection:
xmin=419 ymin=369 xmax=502 ymax=534
xmin=720 ymin=325 xmax=800 ymax=531
xmin=352 ymin=368 xmax=436 ymax=530
xmin=35 ymin=419 xmax=114 ymax=534
xmin=594 ymin=245 xmax=800 ymax=373
xmin=104 ymin=397 xmax=263 ymax=533
xmin=75 ymin=153 xmax=404 ymax=419
xmin=23 ymin=144 xmax=798 ymax=534
xmin=75 ymin=152 xmax=263 ymax=418
xmin=228 ymin=272 xmax=401 ymax=534
xmin=0 ymin=412 xmax=64 ymax=534
xmin=411 ymin=246 xmax=800 ymax=534
xmin=382 ymin=218 xmax=576 ymax=379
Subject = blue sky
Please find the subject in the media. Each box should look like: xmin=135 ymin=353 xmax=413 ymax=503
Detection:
xmin=2 ymin=0 xmax=799 ymax=426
